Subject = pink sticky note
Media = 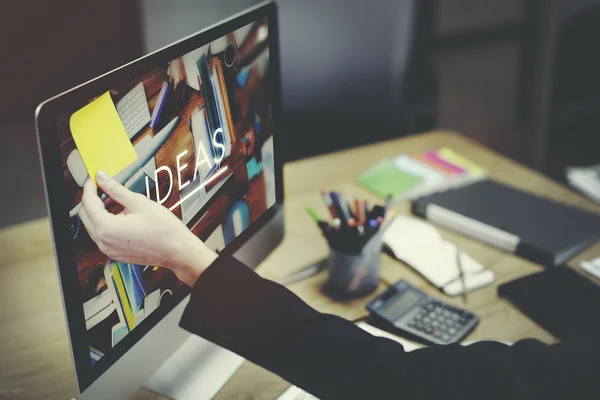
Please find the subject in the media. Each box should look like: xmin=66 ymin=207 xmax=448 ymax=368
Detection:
xmin=423 ymin=150 xmax=466 ymax=174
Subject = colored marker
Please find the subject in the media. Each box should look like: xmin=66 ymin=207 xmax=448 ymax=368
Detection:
xmin=321 ymin=190 xmax=338 ymax=219
xmin=305 ymin=206 xmax=322 ymax=223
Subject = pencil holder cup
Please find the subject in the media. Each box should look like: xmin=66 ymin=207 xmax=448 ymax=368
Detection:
xmin=327 ymin=232 xmax=383 ymax=297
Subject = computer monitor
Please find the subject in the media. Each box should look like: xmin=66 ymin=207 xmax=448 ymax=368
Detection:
xmin=34 ymin=2 xmax=284 ymax=399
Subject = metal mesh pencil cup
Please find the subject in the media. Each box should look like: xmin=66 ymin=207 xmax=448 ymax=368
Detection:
xmin=327 ymin=231 xmax=383 ymax=296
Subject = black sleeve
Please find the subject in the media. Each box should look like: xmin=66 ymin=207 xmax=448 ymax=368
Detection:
xmin=179 ymin=255 xmax=600 ymax=400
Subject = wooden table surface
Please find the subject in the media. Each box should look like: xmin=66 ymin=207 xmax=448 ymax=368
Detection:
xmin=2 ymin=131 xmax=599 ymax=400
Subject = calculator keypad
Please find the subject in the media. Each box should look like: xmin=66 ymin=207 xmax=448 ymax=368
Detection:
xmin=403 ymin=299 xmax=475 ymax=343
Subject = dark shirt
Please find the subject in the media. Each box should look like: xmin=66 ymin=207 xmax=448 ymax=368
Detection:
xmin=179 ymin=254 xmax=599 ymax=399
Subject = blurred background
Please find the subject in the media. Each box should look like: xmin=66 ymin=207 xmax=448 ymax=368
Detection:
xmin=2 ymin=0 xmax=600 ymax=227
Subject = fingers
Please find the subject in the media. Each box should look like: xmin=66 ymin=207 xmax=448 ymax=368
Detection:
xmin=78 ymin=206 xmax=95 ymax=239
xmin=95 ymin=170 xmax=136 ymax=209
xmin=81 ymin=177 xmax=111 ymax=226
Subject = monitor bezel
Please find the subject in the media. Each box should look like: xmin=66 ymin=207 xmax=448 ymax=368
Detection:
xmin=34 ymin=1 xmax=284 ymax=392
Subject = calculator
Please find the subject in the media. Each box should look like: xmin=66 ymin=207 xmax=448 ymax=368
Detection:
xmin=366 ymin=280 xmax=479 ymax=345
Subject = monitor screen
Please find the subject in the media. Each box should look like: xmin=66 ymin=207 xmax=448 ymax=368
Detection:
xmin=48 ymin=14 xmax=278 ymax=388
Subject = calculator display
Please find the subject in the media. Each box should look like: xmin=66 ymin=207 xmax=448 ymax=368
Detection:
xmin=380 ymin=290 xmax=422 ymax=320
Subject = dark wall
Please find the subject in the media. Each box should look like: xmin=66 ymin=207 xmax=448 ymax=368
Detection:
xmin=1 ymin=0 xmax=142 ymax=123
xmin=277 ymin=0 xmax=415 ymax=117
xmin=0 ymin=0 xmax=142 ymax=227
xmin=277 ymin=0 xmax=421 ymax=159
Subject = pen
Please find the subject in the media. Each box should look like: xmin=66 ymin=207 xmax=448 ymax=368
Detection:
xmin=321 ymin=190 xmax=338 ymax=220
xmin=330 ymin=192 xmax=350 ymax=225
xmin=383 ymin=195 xmax=392 ymax=217
xmin=337 ymin=193 xmax=353 ymax=221
xmin=380 ymin=210 xmax=396 ymax=232
xmin=456 ymin=248 xmax=468 ymax=302
xmin=305 ymin=206 xmax=335 ymax=242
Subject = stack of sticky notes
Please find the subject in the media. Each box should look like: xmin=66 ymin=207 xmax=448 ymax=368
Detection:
xmin=357 ymin=147 xmax=486 ymax=201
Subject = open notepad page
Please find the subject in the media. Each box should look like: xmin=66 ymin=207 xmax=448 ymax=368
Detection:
xmin=383 ymin=215 xmax=494 ymax=294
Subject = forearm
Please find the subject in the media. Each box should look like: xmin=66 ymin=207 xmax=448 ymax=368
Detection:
xmin=166 ymin=230 xmax=217 ymax=286
xmin=179 ymin=254 xmax=600 ymax=400
xmin=178 ymin=254 xmax=397 ymax=398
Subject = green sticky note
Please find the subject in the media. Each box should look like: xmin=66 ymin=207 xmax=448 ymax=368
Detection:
xmin=357 ymin=159 xmax=422 ymax=199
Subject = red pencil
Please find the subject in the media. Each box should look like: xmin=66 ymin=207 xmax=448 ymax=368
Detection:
xmin=354 ymin=198 xmax=362 ymax=224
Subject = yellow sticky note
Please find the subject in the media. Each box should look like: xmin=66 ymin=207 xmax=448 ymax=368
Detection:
xmin=438 ymin=147 xmax=485 ymax=176
xmin=69 ymin=92 xmax=138 ymax=186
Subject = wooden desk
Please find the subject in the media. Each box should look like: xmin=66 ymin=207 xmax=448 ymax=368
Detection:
xmin=1 ymin=131 xmax=599 ymax=399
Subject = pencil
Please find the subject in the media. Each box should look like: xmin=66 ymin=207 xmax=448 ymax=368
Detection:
xmin=305 ymin=206 xmax=322 ymax=223
xmin=355 ymin=198 xmax=362 ymax=224
xmin=329 ymin=192 xmax=349 ymax=226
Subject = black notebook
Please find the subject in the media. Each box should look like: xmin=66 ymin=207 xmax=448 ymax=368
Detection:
xmin=412 ymin=180 xmax=600 ymax=266
xmin=498 ymin=267 xmax=600 ymax=340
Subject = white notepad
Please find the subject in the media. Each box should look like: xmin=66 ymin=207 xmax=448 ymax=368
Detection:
xmin=383 ymin=215 xmax=495 ymax=296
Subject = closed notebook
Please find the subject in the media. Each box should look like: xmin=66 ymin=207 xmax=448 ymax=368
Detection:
xmin=498 ymin=267 xmax=600 ymax=340
xmin=412 ymin=180 xmax=600 ymax=266
xmin=357 ymin=159 xmax=422 ymax=199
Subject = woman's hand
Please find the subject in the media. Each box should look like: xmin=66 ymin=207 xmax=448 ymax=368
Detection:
xmin=79 ymin=170 xmax=217 ymax=286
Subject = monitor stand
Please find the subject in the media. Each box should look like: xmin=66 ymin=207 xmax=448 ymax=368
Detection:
xmin=143 ymin=208 xmax=284 ymax=399
xmin=144 ymin=335 xmax=244 ymax=400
